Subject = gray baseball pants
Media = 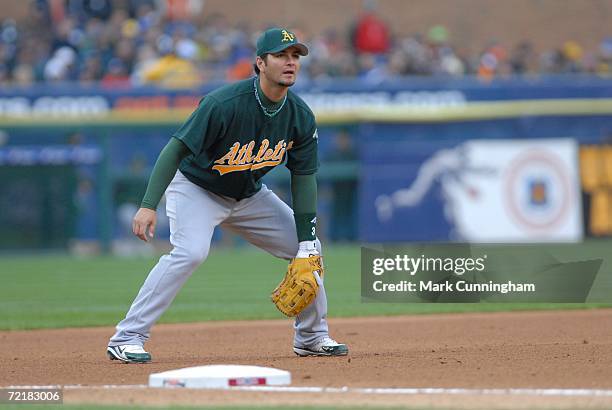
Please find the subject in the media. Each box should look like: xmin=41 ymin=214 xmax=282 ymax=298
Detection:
xmin=109 ymin=171 xmax=328 ymax=349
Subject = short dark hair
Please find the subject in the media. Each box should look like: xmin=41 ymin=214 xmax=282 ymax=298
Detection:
xmin=253 ymin=54 xmax=268 ymax=75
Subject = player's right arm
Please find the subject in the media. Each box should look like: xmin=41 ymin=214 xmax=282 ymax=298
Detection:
xmin=132 ymin=97 xmax=225 ymax=241
xmin=134 ymin=97 xmax=224 ymax=241
xmin=133 ymin=138 xmax=190 ymax=241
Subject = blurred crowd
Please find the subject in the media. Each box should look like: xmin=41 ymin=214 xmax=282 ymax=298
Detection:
xmin=1 ymin=0 xmax=612 ymax=88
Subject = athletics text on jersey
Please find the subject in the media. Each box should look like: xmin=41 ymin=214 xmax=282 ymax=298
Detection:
xmin=212 ymin=139 xmax=294 ymax=175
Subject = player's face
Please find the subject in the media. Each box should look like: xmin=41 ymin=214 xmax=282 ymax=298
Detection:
xmin=260 ymin=46 xmax=301 ymax=87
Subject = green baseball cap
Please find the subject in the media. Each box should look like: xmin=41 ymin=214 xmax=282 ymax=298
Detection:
xmin=256 ymin=28 xmax=309 ymax=57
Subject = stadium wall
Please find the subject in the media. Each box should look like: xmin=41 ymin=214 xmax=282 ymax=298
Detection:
xmin=1 ymin=76 xmax=611 ymax=250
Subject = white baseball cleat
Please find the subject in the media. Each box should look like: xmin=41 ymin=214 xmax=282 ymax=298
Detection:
xmin=294 ymin=336 xmax=349 ymax=357
xmin=107 ymin=344 xmax=152 ymax=363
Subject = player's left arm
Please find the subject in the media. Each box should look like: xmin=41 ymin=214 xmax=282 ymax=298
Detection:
xmin=271 ymin=123 xmax=321 ymax=317
xmin=271 ymin=172 xmax=321 ymax=317
xmin=286 ymin=121 xmax=319 ymax=255
xmin=291 ymin=173 xmax=318 ymax=255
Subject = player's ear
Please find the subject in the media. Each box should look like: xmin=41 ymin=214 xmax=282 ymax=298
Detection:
xmin=256 ymin=55 xmax=267 ymax=73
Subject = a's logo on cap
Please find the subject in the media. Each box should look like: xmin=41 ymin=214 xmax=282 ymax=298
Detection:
xmin=281 ymin=29 xmax=295 ymax=42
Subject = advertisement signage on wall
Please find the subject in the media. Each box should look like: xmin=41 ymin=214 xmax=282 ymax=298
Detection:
xmin=580 ymin=145 xmax=612 ymax=237
xmin=363 ymin=139 xmax=583 ymax=243
xmin=0 ymin=76 xmax=611 ymax=124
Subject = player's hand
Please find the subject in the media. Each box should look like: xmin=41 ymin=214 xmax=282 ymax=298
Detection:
xmin=132 ymin=208 xmax=157 ymax=242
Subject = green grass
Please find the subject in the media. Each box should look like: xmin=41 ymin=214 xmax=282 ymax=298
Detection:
xmin=1 ymin=244 xmax=610 ymax=330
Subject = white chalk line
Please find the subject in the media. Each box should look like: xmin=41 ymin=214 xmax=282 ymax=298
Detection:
xmin=3 ymin=385 xmax=612 ymax=397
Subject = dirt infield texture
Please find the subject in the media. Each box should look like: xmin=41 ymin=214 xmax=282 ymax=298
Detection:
xmin=2 ymin=309 xmax=612 ymax=408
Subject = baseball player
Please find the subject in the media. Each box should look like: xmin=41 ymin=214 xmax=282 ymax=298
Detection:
xmin=107 ymin=28 xmax=349 ymax=363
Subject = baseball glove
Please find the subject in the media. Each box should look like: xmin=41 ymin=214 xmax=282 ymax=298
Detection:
xmin=271 ymin=255 xmax=323 ymax=317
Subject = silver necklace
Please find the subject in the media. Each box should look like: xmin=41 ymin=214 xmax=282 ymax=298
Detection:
xmin=253 ymin=78 xmax=287 ymax=118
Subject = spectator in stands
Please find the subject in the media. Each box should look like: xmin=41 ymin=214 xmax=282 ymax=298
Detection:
xmin=0 ymin=63 xmax=9 ymax=85
xmin=426 ymin=25 xmax=465 ymax=76
xmin=477 ymin=42 xmax=508 ymax=81
xmin=134 ymin=1 xmax=160 ymax=32
xmin=509 ymin=41 xmax=535 ymax=75
xmin=78 ymin=53 xmax=101 ymax=83
xmin=226 ymin=57 xmax=253 ymax=81
xmin=0 ymin=1 xmax=611 ymax=85
xmin=101 ymin=58 xmax=131 ymax=88
xmin=399 ymin=34 xmax=432 ymax=75
xmin=199 ymin=13 xmax=234 ymax=63
xmin=44 ymin=46 xmax=77 ymax=81
xmin=140 ymin=36 xmax=200 ymax=88
xmin=385 ymin=50 xmax=407 ymax=77
xmin=596 ymin=37 xmax=612 ymax=75
xmin=351 ymin=0 xmax=390 ymax=55
xmin=539 ymin=41 xmax=584 ymax=74
xmin=357 ymin=53 xmax=388 ymax=83
xmin=173 ymin=26 xmax=199 ymax=62
xmin=561 ymin=41 xmax=584 ymax=73
xmin=130 ymin=43 xmax=158 ymax=85
xmin=113 ymin=37 xmax=137 ymax=73
xmin=65 ymin=0 xmax=113 ymax=22
xmin=13 ymin=63 xmax=35 ymax=86
xmin=50 ymin=17 xmax=80 ymax=53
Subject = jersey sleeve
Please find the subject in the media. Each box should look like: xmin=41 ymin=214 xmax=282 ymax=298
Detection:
xmin=140 ymin=137 xmax=191 ymax=210
xmin=291 ymin=173 xmax=317 ymax=242
xmin=172 ymin=96 xmax=225 ymax=155
xmin=286 ymin=117 xmax=319 ymax=175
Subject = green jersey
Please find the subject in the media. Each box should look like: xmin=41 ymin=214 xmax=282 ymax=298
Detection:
xmin=173 ymin=77 xmax=318 ymax=200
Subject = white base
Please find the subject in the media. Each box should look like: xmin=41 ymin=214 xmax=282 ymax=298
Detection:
xmin=149 ymin=365 xmax=291 ymax=389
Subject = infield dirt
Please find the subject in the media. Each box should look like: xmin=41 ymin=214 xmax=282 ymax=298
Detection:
xmin=1 ymin=309 xmax=611 ymax=408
